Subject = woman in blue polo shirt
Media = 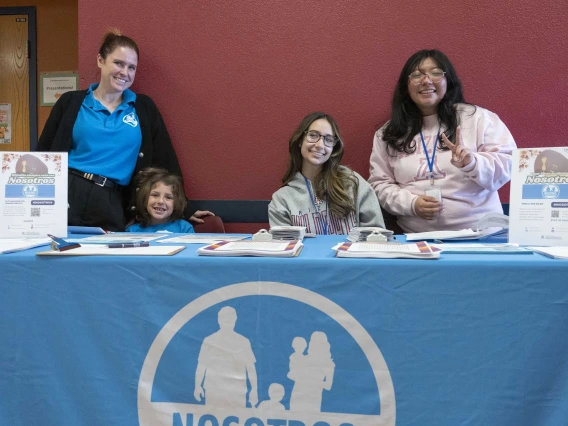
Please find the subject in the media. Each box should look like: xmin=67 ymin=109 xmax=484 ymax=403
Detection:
xmin=37 ymin=30 xmax=212 ymax=231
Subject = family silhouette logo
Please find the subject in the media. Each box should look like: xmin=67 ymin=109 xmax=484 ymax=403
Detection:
xmin=123 ymin=112 xmax=139 ymax=127
xmin=542 ymin=184 xmax=560 ymax=199
xmin=22 ymin=185 xmax=38 ymax=197
xmin=138 ymin=282 xmax=395 ymax=426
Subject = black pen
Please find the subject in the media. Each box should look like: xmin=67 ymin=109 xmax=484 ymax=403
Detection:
xmin=108 ymin=242 xmax=150 ymax=248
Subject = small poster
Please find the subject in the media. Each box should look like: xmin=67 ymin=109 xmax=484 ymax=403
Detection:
xmin=1 ymin=152 xmax=68 ymax=238
xmin=509 ymin=147 xmax=568 ymax=246
xmin=41 ymin=73 xmax=78 ymax=106
xmin=0 ymin=103 xmax=11 ymax=144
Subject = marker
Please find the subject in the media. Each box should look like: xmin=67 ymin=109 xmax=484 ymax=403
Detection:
xmin=108 ymin=241 xmax=150 ymax=248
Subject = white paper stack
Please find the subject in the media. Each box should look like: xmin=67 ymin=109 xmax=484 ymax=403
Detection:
xmin=333 ymin=241 xmax=439 ymax=259
xmin=269 ymin=226 xmax=307 ymax=240
xmin=68 ymin=226 xmax=107 ymax=235
xmin=405 ymin=227 xmax=507 ymax=241
xmin=36 ymin=244 xmax=186 ymax=256
xmin=347 ymin=227 xmax=395 ymax=242
xmin=197 ymin=240 xmax=304 ymax=257
xmin=430 ymin=243 xmax=530 ymax=254
xmin=527 ymin=247 xmax=568 ymax=259
xmin=0 ymin=238 xmax=51 ymax=254
xmin=65 ymin=233 xmax=164 ymax=243
xmin=157 ymin=235 xmax=249 ymax=244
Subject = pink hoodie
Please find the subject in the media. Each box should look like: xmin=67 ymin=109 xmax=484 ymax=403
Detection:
xmin=369 ymin=104 xmax=516 ymax=232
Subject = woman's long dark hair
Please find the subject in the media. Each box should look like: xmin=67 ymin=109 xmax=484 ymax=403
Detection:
xmin=382 ymin=49 xmax=472 ymax=154
xmin=282 ymin=112 xmax=358 ymax=219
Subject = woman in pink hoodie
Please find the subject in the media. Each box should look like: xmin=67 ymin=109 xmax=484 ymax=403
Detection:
xmin=369 ymin=49 xmax=516 ymax=233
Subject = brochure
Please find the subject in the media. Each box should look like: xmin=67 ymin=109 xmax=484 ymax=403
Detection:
xmin=333 ymin=241 xmax=440 ymax=259
xmin=197 ymin=240 xmax=303 ymax=257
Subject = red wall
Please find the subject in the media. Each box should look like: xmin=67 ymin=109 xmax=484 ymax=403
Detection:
xmin=78 ymin=1 xmax=567 ymax=229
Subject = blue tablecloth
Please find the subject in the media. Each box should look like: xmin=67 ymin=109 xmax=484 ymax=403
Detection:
xmin=1 ymin=235 xmax=567 ymax=426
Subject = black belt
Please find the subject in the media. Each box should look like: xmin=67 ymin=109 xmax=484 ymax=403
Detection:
xmin=69 ymin=169 xmax=121 ymax=189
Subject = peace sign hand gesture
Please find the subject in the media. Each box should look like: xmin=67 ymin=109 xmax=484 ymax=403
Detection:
xmin=441 ymin=126 xmax=474 ymax=169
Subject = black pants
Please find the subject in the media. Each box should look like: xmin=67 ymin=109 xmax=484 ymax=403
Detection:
xmin=68 ymin=173 xmax=125 ymax=232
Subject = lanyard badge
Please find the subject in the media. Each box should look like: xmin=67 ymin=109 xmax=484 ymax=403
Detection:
xmin=420 ymin=124 xmax=441 ymax=185
xmin=304 ymin=177 xmax=328 ymax=235
xmin=420 ymin=125 xmax=443 ymax=203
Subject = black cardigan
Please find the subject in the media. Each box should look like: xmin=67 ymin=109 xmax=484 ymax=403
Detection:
xmin=37 ymin=90 xmax=195 ymax=219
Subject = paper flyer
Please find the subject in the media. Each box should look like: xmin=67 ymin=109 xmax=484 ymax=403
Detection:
xmin=0 ymin=104 xmax=11 ymax=144
xmin=1 ymin=152 xmax=68 ymax=238
xmin=40 ymin=73 xmax=78 ymax=106
xmin=509 ymin=147 xmax=568 ymax=246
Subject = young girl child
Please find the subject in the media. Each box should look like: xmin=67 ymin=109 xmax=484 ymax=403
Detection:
xmin=269 ymin=112 xmax=384 ymax=235
xmin=126 ymin=167 xmax=194 ymax=233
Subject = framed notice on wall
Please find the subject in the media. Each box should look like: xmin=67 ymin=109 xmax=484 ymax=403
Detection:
xmin=40 ymin=72 xmax=78 ymax=106
xmin=0 ymin=104 xmax=11 ymax=144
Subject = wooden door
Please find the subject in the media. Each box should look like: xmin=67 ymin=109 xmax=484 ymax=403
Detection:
xmin=0 ymin=14 xmax=29 ymax=152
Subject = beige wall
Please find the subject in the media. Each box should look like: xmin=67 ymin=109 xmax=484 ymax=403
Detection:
xmin=3 ymin=0 xmax=78 ymax=135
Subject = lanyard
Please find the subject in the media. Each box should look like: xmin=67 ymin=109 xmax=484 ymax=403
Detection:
xmin=304 ymin=177 xmax=328 ymax=235
xmin=420 ymin=124 xmax=441 ymax=185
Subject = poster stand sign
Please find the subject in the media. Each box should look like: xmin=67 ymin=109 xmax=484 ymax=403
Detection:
xmin=0 ymin=152 xmax=67 ymax=238
xmin=509 ymin=147 xmax=568 ymax=246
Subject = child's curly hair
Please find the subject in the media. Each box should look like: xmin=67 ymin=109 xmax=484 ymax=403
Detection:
xmin=133 ymin=167 xmax=186 ymax=227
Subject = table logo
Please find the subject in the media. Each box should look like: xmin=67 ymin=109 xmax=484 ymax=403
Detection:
xmin=138 ymin=282 xmax=395 ymax=426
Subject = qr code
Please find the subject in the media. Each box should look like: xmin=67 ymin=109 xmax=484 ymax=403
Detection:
xmin=31 ymin=208 xmax=41 ymax=217
xmin=551 ymin=210 xmax=559 ymax=218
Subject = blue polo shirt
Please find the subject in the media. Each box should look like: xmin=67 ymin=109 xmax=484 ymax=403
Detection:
xmin=126 ymin=219 xmax=195 ymax=233
xmin=69 ymin=83 xmax=142 ymax=185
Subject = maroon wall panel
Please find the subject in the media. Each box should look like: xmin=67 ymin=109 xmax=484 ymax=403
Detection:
xmin=78 ymin=0 xmax=567 ymax=210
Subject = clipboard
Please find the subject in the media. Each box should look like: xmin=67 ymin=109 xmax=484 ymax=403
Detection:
xmin=36 ymin=244 xmax=186 ymax=256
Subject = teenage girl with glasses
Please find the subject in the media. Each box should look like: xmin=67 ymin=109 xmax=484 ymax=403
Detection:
xmin=369 ymin=49 xmax=517 ymax=233
xmin=269 ymin=112 xmax=384 ymax=235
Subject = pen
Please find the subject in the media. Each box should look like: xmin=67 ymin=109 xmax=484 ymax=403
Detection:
xmin=108 ymin=242 xmax=150 ymax=248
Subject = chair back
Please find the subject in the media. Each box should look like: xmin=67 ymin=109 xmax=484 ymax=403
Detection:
xmin=193 ymin=215 xmax=225 ymax=233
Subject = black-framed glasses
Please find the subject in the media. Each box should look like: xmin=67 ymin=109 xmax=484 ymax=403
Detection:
xmin=304 ymin=130 xmax=338 ymax=147
xmin=408 ymin=70 xmax=446 ymax=85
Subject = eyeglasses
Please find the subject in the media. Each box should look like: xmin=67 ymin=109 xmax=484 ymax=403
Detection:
xmin=304 ymin=130 xmax=338 ymax=147
xmin=408 ymin=70 xmax=446 ymax=85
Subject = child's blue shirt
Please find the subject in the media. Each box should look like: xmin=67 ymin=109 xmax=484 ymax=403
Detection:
xmin=126 ymin=219 xmax=194 ymax=233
